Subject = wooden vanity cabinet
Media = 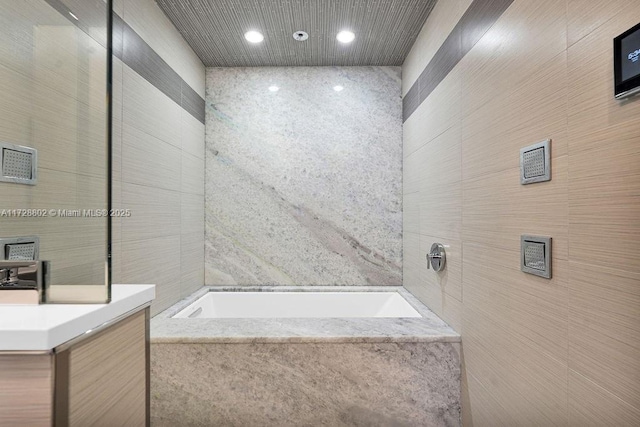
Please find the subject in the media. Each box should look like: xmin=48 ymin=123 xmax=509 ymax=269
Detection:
xmin=0 ymin=307 xmax=149 ymax=427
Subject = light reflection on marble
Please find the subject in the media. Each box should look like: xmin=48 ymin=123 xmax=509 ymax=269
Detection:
xmin=205 ymin=66 xmax=403 ymax=286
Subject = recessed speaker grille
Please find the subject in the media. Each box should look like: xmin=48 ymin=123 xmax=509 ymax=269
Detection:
xmin=520 ymin=139 xmax=551 ymax=185
xmin=524 ymin=242 xmax=546 ymax=270
xmin=0 ymin=237 xmax=39 ymax=261
xmin=522 ymin=147 xmax=545 ymax=179
xmin=0 ymin=142 xmax=37 ymax=185
xmin=521 ymin=235 xmax=552 ymax=279
xmin=2 ymin=149 xmax=32 ymax=180
xmin=6 ymin=243 xmax=37 ymax=260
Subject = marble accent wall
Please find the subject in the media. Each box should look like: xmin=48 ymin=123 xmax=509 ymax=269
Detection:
xmin=205 ymin=67 xmax=403 ymax=286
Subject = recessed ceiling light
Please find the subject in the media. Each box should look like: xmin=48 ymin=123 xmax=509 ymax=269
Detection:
xmin=336 ymin=31 xmax=355 ymax=44
xmin=68 ymin=11 xmax=79 ymax=20
xmin=333 ymin=85 xmax=344 ymax=92
xmin=268 ymin=85 xmax=279 ymax=92
xmin=244 ymin=31 xmax=264 ymax=43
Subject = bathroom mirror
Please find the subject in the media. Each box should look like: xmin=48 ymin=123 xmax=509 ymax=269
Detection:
xmin=0 ymin=0 xmax=112 ymax=302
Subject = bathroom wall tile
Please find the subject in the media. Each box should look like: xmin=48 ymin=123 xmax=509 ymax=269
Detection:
xmin=463 ymin=308 xmax=568 ymax=426
xmin=111 ymin=179 xmax=123 ymax=284
xmin=181 ymin=80 xmax=206 ymax=124
xmin=462 ymin=158 xmax=569 ymax=261
xmin=181 ymin=192 xmax=204 ymax=237
xmin=122 ymin=21 xmax=182 ymax=106
xmin=45 ymin=243 xmax=106 ymax=288
xmin=151 ymin=341 xmax=461 ymax=426
xmin=3 ymin=168 xmax=76 ymax=210
xmin=205 ymin=66 xmax=402 ymax=286
xmin=403 ymin=67 xmax=462 ymax=157
xmin=122 ymin=0 xmax=205 ymax=97
xmin=403 ymin=155 xmax=420 ymax=195
xmin=0 ymin=64 xmax=32 ymax=148
xmin=181 ymin=152 xmax=204 ymax=195
xmin=566 ymin=11 xmax=640 ymax=146
xmin=112 ymin=57 xmax=124 ymax=183
xmin=121 ymin=183 xmax=180 ymax=242
xmin=568 ymin=141 xmax=640 ymax=273
xmin=113 ymin=0 xmax=124 ymax=16
xmin=421 ymin=235 xmax=462 ymax=302
xmin=112 ymin=2 xmax=205 ymax=311
xmin=461 ymin=52 xmax=568 ymax=181
xmin=403 ymin=0 xmax=640 ymax=423
xmin=567 ymin=15 xmax=640 ymax=275
xmin=403 ymin=0 xmax=473 ymax=95
xmin=419 ymin=182 xmax=462 ymax=241
xmin=0 ymin=65 xmax=106 ymax=179
xmin=567 ymin=0 xmax=640 ymax=47
xmin=463 ymin=370 xmax=520 ymax=427
xmin=121 ymin=124 xmax=182 ymax=192
xmin=416 ymin=125 xmax=463 ymax=188
xmin=181 ymin=107 xmax=205 ymax=159
xmin=460 ymin=0 xmax=567 ymax=115
xmin=402 ymin=192 xmax=420 ymax=234
xmin=402 ymin=231 xmax=421 ymax=292
xmin=180 ymin=232 xmax=205 ymax=298
xmin=121 ymin=235 xmax=181 ymax=315
xmin=122 ymin=64 xmax=182 ymax=148
xmin=568 ymin=370 xmax=640 ymax=427
xmin=463 ymin=240 xmax=568 ymax=362
xmin=402 ymin=234 xmax=462 ymax=332
xmin=568 ymin=263 xmax=640 ymax=409
xmin=32 ymin=24 xmax=107 ymax=108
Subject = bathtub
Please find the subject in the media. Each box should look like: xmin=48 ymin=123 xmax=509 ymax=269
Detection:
xmin=173 ymin=291 xmax=422 ymax=318
xmin=151 ymin=287 xmax=462 ymax=427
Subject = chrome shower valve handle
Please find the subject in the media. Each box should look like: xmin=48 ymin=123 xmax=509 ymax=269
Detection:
xmin=426 ymin=243 xmax=446 ymax=272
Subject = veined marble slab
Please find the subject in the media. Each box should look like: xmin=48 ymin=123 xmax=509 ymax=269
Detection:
xmin=205 ymin=66 xmax=402 ymax=286
xmin=151 ymin=341 xmax=461 ymax=427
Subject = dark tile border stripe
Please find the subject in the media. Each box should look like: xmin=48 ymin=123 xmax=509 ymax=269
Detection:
xmin=403 ymin=0 xmax=514 ymax=122
xmin=43 ymin=0 xmax=205 ymax=124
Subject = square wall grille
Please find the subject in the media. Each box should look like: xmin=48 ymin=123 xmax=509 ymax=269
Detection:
xmin=0 ymin=142 xmax=37 ymax=185
xmin=520 ymin=139 xmax=550 ymax=184
xmin=0 ymin=237 xmax=39 ymax=261
xmin=521 ymin=235 xmax=551 ymax=279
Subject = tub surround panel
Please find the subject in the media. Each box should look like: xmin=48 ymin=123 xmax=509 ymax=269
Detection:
xmin=402 ymin=0 xmax=640 ymax=423
xmin=205 ymin=67 xmax=402 ymax=286
xmin=151 ymin=341 xmax=461 ymax=427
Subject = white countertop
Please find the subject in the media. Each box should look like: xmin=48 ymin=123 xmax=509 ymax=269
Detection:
xmin=0 ymin=284 xmax=155 ymax=351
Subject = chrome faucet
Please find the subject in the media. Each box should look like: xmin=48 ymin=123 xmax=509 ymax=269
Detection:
xmin=0 ymin=265 xmax=19 ymax=286
xmin=0 ymin=261 xmax=48 ymax=304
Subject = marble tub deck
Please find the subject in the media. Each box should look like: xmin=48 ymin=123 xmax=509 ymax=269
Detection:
xmin=151 ymin=287 xmax=461 ymax=426
xmin=151 ymin=286 xmax=460 ymax=344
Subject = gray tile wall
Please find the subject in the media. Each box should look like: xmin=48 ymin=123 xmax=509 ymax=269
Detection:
xmin=111 ymin=0 xmax=206 ymax=315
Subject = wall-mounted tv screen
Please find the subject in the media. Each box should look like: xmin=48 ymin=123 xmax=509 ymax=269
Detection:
xmin=614 ymin=22 xmax=640 ymax=99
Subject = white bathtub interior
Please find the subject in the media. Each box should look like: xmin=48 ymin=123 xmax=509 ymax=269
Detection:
xmin=173 ymin=291 xmax=422 ymax=319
